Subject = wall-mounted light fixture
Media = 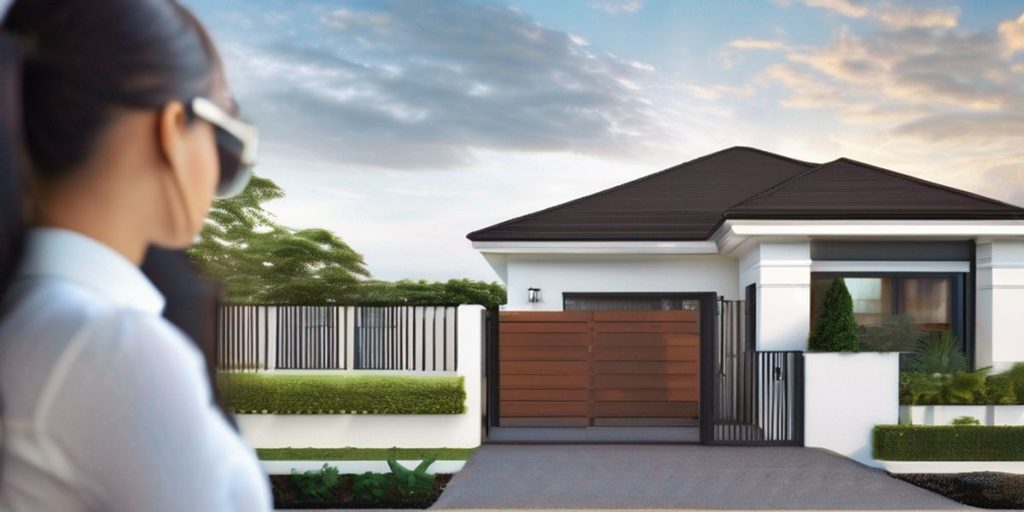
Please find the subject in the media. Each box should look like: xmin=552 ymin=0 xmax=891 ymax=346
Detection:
xmin=527 ymin=287 xmax=541 ymax=303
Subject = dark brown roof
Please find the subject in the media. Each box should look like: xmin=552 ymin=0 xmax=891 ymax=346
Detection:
xmin=467 ymin=147 xmax=1024 ymax=242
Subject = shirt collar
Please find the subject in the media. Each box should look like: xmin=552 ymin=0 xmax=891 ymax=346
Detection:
xmin=16 ymin=228 xmax=166 ymax=314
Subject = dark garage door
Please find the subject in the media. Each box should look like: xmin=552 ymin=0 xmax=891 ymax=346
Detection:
xmin=498 ymin=310 xmax=700 ymax=428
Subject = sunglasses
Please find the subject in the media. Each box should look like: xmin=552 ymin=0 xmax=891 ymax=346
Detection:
xmin=185 ymin=97 xmax=258 ymax=198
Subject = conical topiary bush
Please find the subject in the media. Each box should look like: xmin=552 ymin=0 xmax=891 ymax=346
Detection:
xmin=809 ymin=277 xmax=860 ymax=352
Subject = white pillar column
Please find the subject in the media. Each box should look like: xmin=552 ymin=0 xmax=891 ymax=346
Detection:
xmin=740 ymin=242 xmax=812 ymax=352
xmin=976 ymin=241 xmax=1024 ymax=371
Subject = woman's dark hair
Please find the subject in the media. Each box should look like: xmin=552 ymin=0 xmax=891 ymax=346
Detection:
xmin=0 ymin=0 xmax=236 ymax=469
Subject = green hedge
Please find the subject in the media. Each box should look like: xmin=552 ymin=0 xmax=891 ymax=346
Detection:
xmin=218 ymin=373 xmax=466 ymax=414
xmin=257 ymin=447 xmax=475 ymax=461
xmin=900 ymin=364 xmax=1024 ymax=405
xmin=874 ymin=425 xmax=1024 ymax=461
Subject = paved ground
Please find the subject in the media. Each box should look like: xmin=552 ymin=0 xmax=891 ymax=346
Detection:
xmin=431 ymin=444 xmax=971 ymax=510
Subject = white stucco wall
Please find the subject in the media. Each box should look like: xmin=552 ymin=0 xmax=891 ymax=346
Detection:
xmin=739 ymin=242 xmax=812 ymax=352
xmin=236 ymin=305 xmax=484 ymax=449
xmin=502 ymin=253 xmax=740 ymax=310
xmin=976 ymin=241 xmax=1024 ymax=371
xmin=804 ymin=352 xmax=899 ymax=468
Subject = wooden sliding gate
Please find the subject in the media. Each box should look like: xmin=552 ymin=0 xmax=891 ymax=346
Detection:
xmin=497 ymin=310 xmax=700 ymax=428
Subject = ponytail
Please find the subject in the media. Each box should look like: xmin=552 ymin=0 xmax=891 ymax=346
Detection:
xmin=0 ymin=32 xmax=26 ymax=305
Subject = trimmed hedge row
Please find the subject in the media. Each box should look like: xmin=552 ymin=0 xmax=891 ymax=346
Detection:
xmin=218 ymin=373 xmax=466 ymax=415
xmin=256 ymin=447 xmax=475 ymax=461
xmin=874 ymin=425 xmax=1024 ymax=461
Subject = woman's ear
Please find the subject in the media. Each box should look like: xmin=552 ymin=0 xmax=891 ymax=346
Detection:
xmin=156 ymin=101 xmax=188 ymax=174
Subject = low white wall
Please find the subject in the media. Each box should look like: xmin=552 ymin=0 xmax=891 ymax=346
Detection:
xmin=236 ymin=304 xmax=484 ymax=450
xmin=804 ymin=352 xmax=899 ymax=468
xmin=261 ymin=460 xmax=466 ymax=475
xmin=901 ymin=405 xmax=1024 ymax=426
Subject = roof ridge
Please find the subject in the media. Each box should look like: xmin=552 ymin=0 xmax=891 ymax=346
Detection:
xmin=832 ymin=157 xmax=1024 ymax=212
xmin=724 ymin=159 xmax=833 ymax=213
xmin=465 ymin=146 xmax=814 ymax=240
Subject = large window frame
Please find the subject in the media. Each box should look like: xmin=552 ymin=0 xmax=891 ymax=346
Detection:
xmin=810 ymin=272 xmax=969 ymax=362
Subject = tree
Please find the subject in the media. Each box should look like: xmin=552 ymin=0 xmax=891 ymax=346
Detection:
xmin=809 ymin=277 xmax=860 ymax=351
xmin=189 ymin=174 xmax=371 ymax=303
xmin=189 ymin=174 xmax=507 ymax=307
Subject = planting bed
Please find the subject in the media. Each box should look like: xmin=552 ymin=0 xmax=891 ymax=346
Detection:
xmin=270 ymin=473 xmax=452 ymax=509
xmin=894 ymin=472 xmax=1024 ymax=509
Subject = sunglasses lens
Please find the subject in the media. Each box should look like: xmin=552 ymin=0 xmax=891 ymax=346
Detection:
xmin=214 ymin=128 xmax=251 ymax=198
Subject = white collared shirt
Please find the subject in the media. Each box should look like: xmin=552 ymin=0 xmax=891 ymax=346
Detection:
xmin=0 ymin=228 xmax=272 ymax=512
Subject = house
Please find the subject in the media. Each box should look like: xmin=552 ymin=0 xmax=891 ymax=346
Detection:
xmin=467 ymin=146 xmax=1024 ymax=461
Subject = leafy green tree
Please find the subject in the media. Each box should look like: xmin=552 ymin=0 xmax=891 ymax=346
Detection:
xmin=809 ymin=277 xmax=860 ymax=351
xmin=189 ymin=174 xmax=506 ymax=306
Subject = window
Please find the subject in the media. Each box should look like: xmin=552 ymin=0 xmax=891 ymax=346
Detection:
xmin=563 ymin=293 xmax=700 ymax=311
xmin=811 ymin=274 xmax=964 ymax=354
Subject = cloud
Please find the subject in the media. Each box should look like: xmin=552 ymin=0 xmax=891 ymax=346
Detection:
xmin=587 ymin=0 xmax=644 ymax=15
xmin=999 ymin=12 xmax=1024 ymax=54
xmin=728 ymin=38 xmax=787 ymax=50
xmin=224 ymin=0 xmax=668 ymax=169
xmin=796 ymin=0 xmax=958 ymax=29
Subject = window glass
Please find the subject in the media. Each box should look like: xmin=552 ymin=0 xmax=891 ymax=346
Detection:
xmin=844 ymin=277 xmax=893 ymax=326
xmin=900 ymin=277 xmax=951 ymax=331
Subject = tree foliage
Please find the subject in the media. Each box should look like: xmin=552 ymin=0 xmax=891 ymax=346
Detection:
xmin=809 ymin=277 xmax=860 ymax=352
xmin=189 ymin=174 xmax=506 ymax=307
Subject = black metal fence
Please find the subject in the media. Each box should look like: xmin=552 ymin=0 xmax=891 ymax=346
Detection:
xmin=216 ymin=305 xmax=459 ymax=372
xmin=710 ymin=299 xmax=804 ymax=445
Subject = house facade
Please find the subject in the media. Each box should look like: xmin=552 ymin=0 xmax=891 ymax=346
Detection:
xmin=467 ymin=147 xmax=1024 ymax=457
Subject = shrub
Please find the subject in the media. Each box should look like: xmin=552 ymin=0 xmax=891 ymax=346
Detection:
xmin=387 ymin=454 xmax=436 ymax=498
xmin=874 ymin=425 xmax=1024 ymax=461
xmin=218 ymin=373 xmax=466 ymax=414
xmin=352 ymin=472 xmax=392 ymax=502
xmin=951 ymin=415 xmax=981 ymax=426
xmin=858 ymin=314 xmax=924 ymax=352
xmin=289 ymin=463 xmax=341 ymax=500
xmin=1005 ymin=363 xmax=1024 ymax=403
xmin=809 ymin=278 xmax=860 ymax=352
xmin=984 ymin=373 xmax=1018 ymax=405
xmin=256 ymin=447 xmax=474 ymax=461
xmin=907 ymin=330 xmax=967 ymax=374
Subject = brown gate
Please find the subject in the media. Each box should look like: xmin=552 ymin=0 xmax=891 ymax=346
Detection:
xmin=498 ymin=310 xmax=700 ymax=428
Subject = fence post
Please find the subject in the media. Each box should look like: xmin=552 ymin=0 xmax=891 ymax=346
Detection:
xmin=457 ymin=304 xmax=484 ymax=445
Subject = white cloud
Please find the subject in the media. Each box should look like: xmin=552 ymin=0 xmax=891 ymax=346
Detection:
xmin=587 ymin=0 xmax=644 ymax=15
xmin=728 ymin=37 xmax=787 ymax=50
xmin=999 ymin=12 xmax=1024 ymax=54
xmin=795 ymin=0 xmax=959 ymax=29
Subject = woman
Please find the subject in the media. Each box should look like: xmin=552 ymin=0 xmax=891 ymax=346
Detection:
xmin=0 ymin=0 xmax=272 ymax=510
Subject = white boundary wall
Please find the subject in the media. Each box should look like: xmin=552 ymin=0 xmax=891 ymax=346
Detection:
xmin=235 ymin=304 xmax=484 ymax=449
xmin=900 ymin=405 xmax=1024 ymax=426
xmin=805 ymin=352 xmax=899 ymax=467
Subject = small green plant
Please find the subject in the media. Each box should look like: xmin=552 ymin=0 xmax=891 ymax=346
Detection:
xmin=387 ymin=450 xmax=436 ymax=498
xmin=289 ymin=463 xmax=341 ymax=500
xmin=352 ymin=472 xmax=392 ymax=502
xmin=984 ymin=373 xmax=1018 ymax=405
xmin=858 ymin=314 xmax=924 ymax=352
xmin=1005 ymin=363 xmax=1024 ymax=402
xmin=951 ymin=415 xmax=981 ymax=426
xmin=809 ymin=278 xmax=860 ymax=352
xmin=908 ymin=330 xmax=967 ymax=374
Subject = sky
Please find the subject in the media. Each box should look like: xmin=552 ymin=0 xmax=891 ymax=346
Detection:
xmin=181 ymin=0 xmax=1024 ymax=283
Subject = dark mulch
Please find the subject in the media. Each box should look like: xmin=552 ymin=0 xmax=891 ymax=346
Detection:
xmin=893 ymin=472 xmax=1024 ymax=509
xmin=270 ymin=473 xmax=452 ymax=509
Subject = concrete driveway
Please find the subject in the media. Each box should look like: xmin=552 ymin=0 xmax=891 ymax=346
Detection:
xmin=431 ymin=444 xmax=971 ymax=510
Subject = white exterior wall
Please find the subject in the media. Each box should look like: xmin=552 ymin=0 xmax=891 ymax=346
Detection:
xmin=236 ymin=305 xmax=484 ymax=449
xmin=804 ymin=352 xmax=899 ymax=467
xmin=739 ymin=242 xmax=811 ymax=351
xmin=900 ymin=405 xmax=1024 ymax=426
xmin=503 ymin=254 xmax=739 ymax=310
xmin=976 ymin=241 xmax=1024 ymax=371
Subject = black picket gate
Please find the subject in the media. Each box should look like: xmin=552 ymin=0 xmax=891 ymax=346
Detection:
xmin=708 ymin=293 xmax=804 ymax=445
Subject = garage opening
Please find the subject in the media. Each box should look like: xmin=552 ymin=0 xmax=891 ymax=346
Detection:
xmin=488 ymin=293 xmax=713 ymax=443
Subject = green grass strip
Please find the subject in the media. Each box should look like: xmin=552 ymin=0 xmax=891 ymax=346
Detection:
xmin=218 ymin=372 xmax=466 ymax=415
xmin=257 ymin=447 xmax=475 ymax=461
xmin=874 ymin=425 xmax=1024 ymax=461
